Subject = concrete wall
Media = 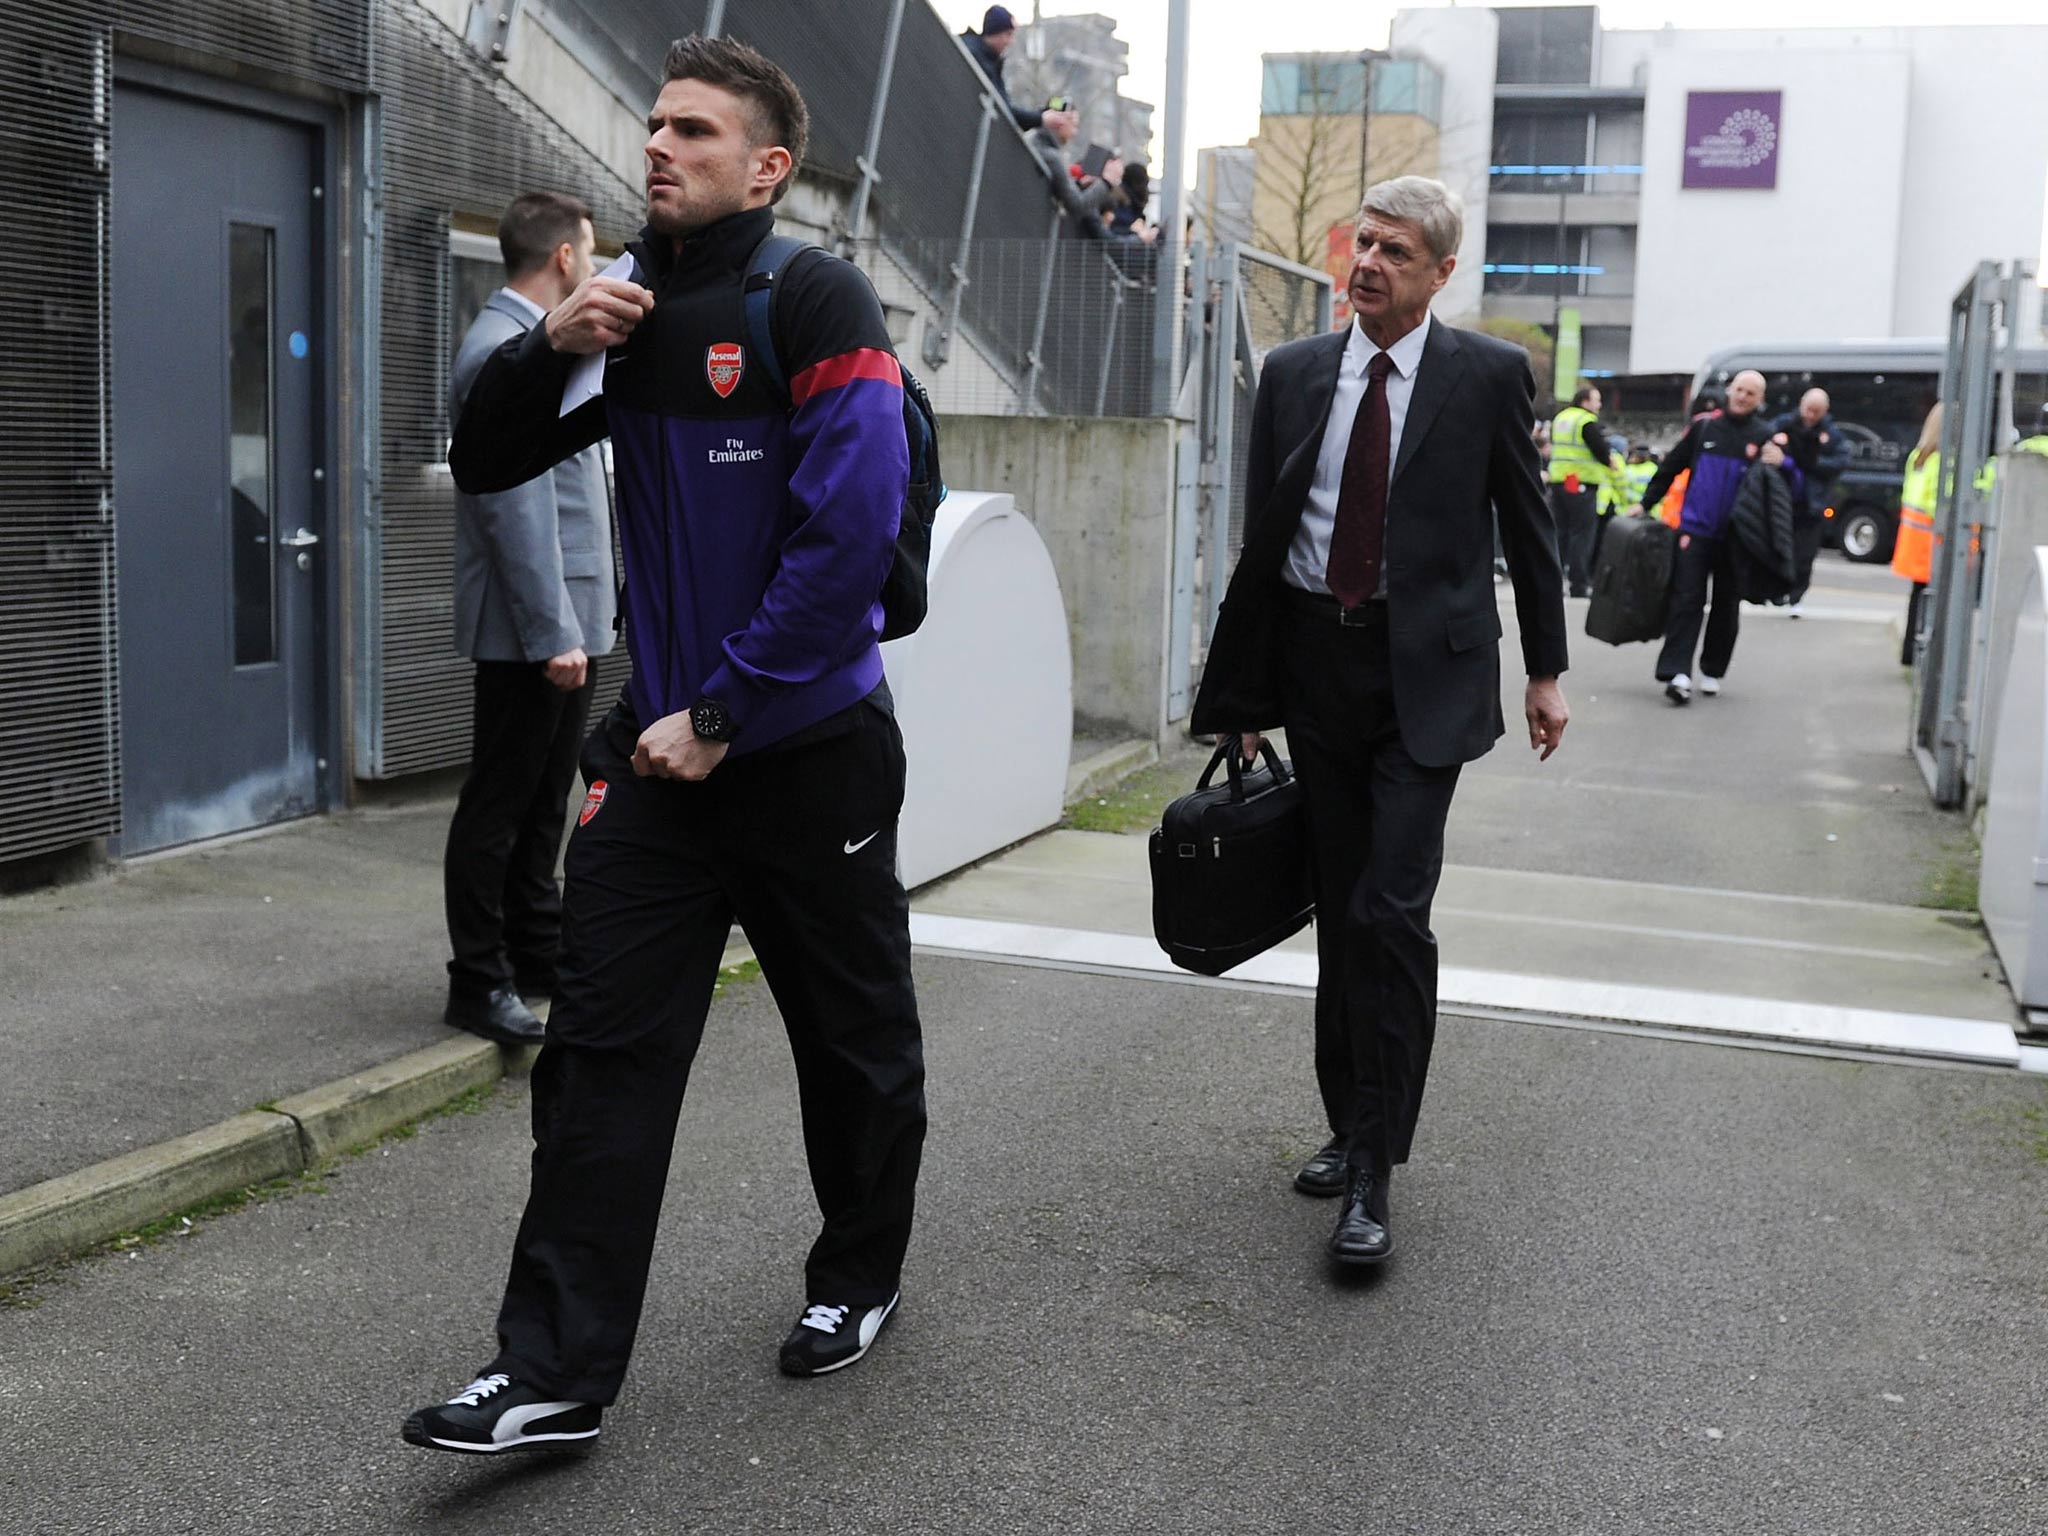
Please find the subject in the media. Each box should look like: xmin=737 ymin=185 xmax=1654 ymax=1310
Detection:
xmin=1389 ymin=6 xmax=1497 ymax=329
xmin=939 ymin=416 xmax=1179 ymax=743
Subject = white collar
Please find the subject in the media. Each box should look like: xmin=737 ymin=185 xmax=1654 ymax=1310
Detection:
xmin=497 ymin=286 xmax=548 ymax=324
xmin=1344 ymin=311 xmax=1431 ymax=379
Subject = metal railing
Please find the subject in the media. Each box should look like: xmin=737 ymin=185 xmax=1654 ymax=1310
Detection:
xmin=1912 ymin=258 xmax=2040 ymax=809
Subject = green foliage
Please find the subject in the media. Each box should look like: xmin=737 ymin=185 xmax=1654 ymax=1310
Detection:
xmin=1473 ymin=317 xmax=1556 ymax=401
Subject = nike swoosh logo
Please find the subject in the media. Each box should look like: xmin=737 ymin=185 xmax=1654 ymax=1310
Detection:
xmin=843 ymin=831 xmax=881 ymax=855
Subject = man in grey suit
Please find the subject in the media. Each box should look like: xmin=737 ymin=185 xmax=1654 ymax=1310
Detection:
xmin=443 ymin=191 xmax=616 ymax=1044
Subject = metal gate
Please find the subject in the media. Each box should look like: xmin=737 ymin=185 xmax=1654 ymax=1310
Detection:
xmin=1167 ymin=243 xmax=1334 ymax=720
xmin=1912 ymin=259 xmax=2040 ymax=808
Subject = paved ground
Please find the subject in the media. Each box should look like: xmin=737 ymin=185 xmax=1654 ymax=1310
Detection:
xmin=3 ymin=955 xmax=2045 ymax=1535
xmin=0 ymin=801 xmax=471 ymax=1195
xmin=1463 ymin=556 xmax=1951 ymax=906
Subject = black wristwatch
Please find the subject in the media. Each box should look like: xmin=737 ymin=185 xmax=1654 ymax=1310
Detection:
xmin=690 ymin=697 xmax=736 ymax=743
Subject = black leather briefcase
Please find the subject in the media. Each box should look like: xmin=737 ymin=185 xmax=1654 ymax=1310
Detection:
xmin=1149 ymin=740 xmax=1315 ymax=977
xmin=1585 ymin=513 xmax=1676 ymax=646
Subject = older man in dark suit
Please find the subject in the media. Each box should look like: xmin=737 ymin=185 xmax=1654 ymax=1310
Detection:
xmin=1192 ymin=176 xmax=1571 ymax=1268
xmin=443 ymin=192 xmax=616 ymax=1045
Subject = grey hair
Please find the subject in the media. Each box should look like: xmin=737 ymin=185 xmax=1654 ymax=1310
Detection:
xmin=1359 ymin=175 xmax=1464 ymax=262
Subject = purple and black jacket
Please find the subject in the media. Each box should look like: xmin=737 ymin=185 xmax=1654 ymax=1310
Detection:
xmin=450 ymin=206 xmax=910 ymax=755
xmin=1638 ymin=408 xmax=1777 ymax=540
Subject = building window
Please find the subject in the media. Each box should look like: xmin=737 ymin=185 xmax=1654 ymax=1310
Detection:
xmin=1491 ymin=111 xmax=1588 ymax=193
xmin=1481 ymin=223 xmax=1628 ymax=300
xmin=1494 ymin=5 xmax=1597 ymax=86
xmin=1261 ymin=54 xmax=1365 ymax=117
xmin=1370 ymin=58 xmax=1442 ymax=125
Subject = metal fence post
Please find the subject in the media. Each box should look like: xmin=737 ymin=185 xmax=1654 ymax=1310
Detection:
xmin=704 ymin=0 xmax=727 ymax=40
xmin=1151 ymin=0 xmax=1190 ymax=413
xmin=1963 ymin=258 xmax=2037 ymax=797
xmin=1095 ymin=270 xmax=1127 ymax=417
xmin=1203 ymin=245 xmax=1241 ymax=627
xmin=1918 ymin=262 xmax=2000 ymax=806
xmin=845 ymin=0 xmax=908 ymax=246
xmin=1167 ymin=242 xmax=1210 ymax=719
xmin=1019 ymin=210 xmax=1063 ymax=410
xmin=925 ymin=92 xmax=997 ymax=371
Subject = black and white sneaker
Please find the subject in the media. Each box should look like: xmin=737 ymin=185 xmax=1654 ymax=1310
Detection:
xmin=778 ymin=1292 xmax=899 ymax=1377
xmin=400 ymin=1372 xmax=601 ymax=1455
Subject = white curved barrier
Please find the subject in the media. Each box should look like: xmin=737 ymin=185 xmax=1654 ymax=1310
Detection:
xmin=883 ymin=491 xmax=1073 ymax=889
xmin=1981 ymin=546 xmax=2048 ymax=1011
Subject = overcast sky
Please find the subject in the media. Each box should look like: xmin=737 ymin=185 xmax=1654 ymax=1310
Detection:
xmin=933 ymin=0 xmax=2037 ymax=185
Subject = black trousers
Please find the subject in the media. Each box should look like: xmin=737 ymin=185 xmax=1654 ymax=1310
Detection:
xmin=489 ymin=700 xmax=925 ymax=1404
xmin=444 ymin=661 xmax=595 ymax=997
xmin=1788 ymin=509 xmax=1825 ymax=603
xmin=1549 ymin=484 xmax=1599 ymax=597
xmin=1656 ymin=532 xmax=1742 ymax=682
xmin=1280 ymin=606 xmax=1462 ymax=1174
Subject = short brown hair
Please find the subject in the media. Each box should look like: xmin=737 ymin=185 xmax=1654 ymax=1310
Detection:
xmin=662 ymin=35 xmax=809 ymax=205
xmin=498 ymin=191 xmax=591 ymax=279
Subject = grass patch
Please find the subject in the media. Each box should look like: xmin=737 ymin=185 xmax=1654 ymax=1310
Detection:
xmin=1063 ymin=752 xmax=1206 ymax=835
xmin=713 ymin=957 xmax=763 ymax=997
xmin=1924 ymin=833 xmax=1981 ymax=913
xmin=2022 ymin=1104 xmax=2048 ymax=1164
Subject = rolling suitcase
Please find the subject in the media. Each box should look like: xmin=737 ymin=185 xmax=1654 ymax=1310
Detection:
xmin=1585 ymin=513 xmax=1677 ymax=645
xmin=1149 ymin=740 xmax=1315 ymax=977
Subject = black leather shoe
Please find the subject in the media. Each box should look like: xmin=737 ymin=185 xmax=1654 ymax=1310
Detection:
xmin=1293 ymin=1139 xmax=1349 ymax=1197
xmin=1327 ymin=1166 xmax=1393 ymax=1266
xmin=444 ymin=986 xmax=545 ymax=1045
xmin=512 ymin=969 xmax=557 ymax=1001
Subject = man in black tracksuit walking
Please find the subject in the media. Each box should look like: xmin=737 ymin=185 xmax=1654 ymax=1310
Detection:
xmin=404 ymin=36 xmax=925 ymax=1457
xmin=1639 ymin=367 xmax=1786 ymax=704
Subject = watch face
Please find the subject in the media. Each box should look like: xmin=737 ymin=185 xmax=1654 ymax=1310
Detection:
xmin=693 ymin=700 xmax=732 ymax=741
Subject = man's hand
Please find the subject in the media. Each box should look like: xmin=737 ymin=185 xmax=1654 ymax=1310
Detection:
xmin=543 ymin=647 xmax=588 ymax=691
xmin=1525 ymin=676 xmax=1569 ymax=761
xmin=544 ymin=274 xmax=655 ymax=356
xmin=1760 ymin=440 xmax=1786 ymax=467
xmin=1238 ymin=732 xmax=1265 ymax=765
xmin=632 ymin=711 xmax=729 ymax=782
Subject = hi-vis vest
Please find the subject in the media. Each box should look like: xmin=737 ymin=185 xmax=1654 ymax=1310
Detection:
xmin=1891 ymin=452 xmax=1940 ymax=585
xmin=1547 ymin=406 xmax=1604 ymax=489
xmin=1622 ymin=459 xmax=1656 ymax=505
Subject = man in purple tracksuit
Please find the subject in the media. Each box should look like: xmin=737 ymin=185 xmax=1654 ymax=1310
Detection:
xmin=403 ymin=37 xmax=923 ymax=1457
xmin=1639 ymin=368 xmax=1786 ymax=704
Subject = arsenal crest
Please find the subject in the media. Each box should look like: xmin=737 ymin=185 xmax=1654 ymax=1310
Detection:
xmin=579 ymin=780 xmax=608 ymax=827
xmin=706 ymin=342 xmax=744 ymax=399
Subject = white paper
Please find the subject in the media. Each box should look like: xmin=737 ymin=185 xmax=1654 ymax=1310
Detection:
xmin=559 ymin=252 xmax=641 ymax=417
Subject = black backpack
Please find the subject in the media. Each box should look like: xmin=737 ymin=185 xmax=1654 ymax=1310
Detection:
xmin=743 ymin=234 xmax=946 ymax=642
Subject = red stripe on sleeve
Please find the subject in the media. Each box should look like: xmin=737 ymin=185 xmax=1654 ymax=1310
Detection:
xmin=790 ymin=348 xmax=903 ymax=407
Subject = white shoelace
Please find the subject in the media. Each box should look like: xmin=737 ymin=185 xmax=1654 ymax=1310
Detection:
xmin=447 ymin=1372 xmax=511 ymax=1407
xmin=800 ymin=1303 xmax=850 ymax=1335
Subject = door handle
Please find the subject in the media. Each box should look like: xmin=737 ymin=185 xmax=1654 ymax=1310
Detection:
xmin=280 ymin=528 xmax=321 ymax=548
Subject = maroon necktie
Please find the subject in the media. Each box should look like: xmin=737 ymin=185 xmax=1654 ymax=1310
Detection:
xmin=1325 ymin=351 xmax=1394 ymax=609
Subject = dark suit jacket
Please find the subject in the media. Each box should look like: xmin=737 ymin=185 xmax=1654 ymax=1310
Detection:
xmin=1189 ymin=319 xmax=1569 ymax=768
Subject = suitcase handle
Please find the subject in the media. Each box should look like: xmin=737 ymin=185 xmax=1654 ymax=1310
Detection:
xmin=1197 ymin=738 xmax=1291 ymax=800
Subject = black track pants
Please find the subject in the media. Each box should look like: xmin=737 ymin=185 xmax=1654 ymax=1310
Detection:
xmin=489 ymin=701 xmax=925 ymax=1404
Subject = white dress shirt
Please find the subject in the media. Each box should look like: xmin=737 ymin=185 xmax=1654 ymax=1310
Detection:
xmin=1283 ymin=311 xmax=1433 ymax=597
xmin=497 ymin=285 xmax=548 ymax=325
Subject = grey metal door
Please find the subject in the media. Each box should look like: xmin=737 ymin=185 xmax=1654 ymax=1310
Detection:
xmin=112 ymin=87 xmax=323 ymax=853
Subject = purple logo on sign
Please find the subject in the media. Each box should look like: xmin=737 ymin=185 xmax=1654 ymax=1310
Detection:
xmin=1682 ymin=91 xmax=1782 ymax=189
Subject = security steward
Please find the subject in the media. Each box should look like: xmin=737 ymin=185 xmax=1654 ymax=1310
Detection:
xmin=1547 ymin=385 xmax=1625 ymax=597
xmin=404 ymin=36 xmax=925 ymax=1458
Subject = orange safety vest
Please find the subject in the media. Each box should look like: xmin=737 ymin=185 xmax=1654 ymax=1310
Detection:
xmin=1891 ymin=451 xmax=1940 ymax=585
xmin=1655 ymin=468 xmax=1687 ymax=529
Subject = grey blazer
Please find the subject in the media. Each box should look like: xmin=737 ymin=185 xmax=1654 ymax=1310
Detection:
xmin=450 ymin=291 xmax=616 ymax=662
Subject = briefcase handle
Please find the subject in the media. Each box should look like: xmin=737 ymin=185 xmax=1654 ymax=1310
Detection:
xmin=1196 ymin=737 xmax=1291 ymax=801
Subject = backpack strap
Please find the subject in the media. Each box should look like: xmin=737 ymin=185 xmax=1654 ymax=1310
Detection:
xmin=742 ymin=233 xmax=809 ymax=406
